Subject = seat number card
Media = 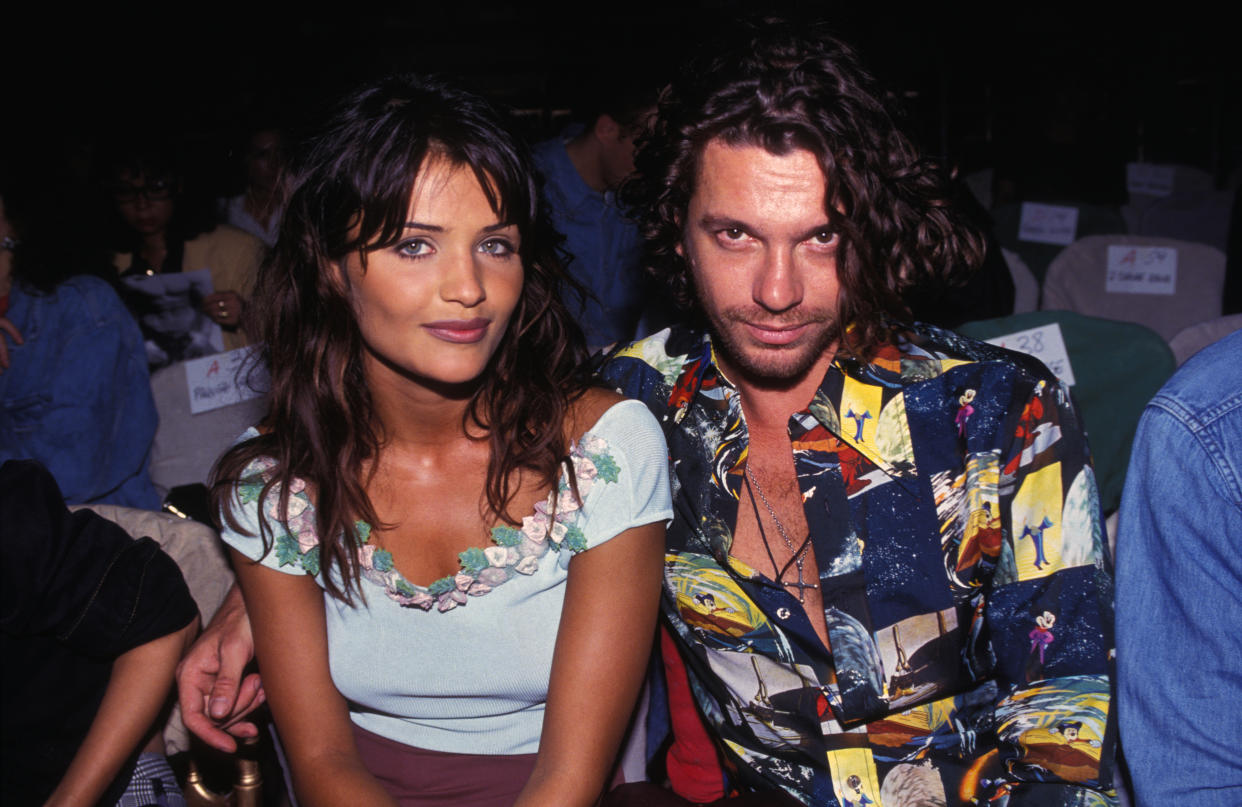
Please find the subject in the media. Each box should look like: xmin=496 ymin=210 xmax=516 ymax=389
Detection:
xmin=185 ymin=346 xmax=268 ymax=415
xmin=1105 ymin=246 xmax=1178 ymax=295
xmin=987 ymin=322 xmax=1076 ymax=387
xmin=1018 ymin=202 xmax=1079 ymax=246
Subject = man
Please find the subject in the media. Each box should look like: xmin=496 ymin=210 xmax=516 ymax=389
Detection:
xmin=599 ymin=22 xmax=1115 ymax=806
xmin=1117 ymin=328 xmax=1241 ymax=806
xmin=532 ymin=77 xmax=659 ymax=352
xmin=180 ymin=23 xmax=1117 ymax=806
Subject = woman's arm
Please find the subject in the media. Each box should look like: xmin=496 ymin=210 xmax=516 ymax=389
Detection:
xmin=516 ymin=520 xmax=666 ymax=807
xmin=229 ymin=549 xmax=397 ymax=807
xmin=44 ymin=617 xmax=199 ymax=807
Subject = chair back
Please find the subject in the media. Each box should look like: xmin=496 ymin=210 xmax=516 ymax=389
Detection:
xmin=1041 ymin=234 xmax=1226 ymax=342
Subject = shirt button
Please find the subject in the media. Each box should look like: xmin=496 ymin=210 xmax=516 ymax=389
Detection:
xmin=776 ymin=607 xmax=791 ymax=620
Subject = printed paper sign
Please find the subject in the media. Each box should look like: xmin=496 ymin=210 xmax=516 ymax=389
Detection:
xmin=184 ymin=346 xmax=269 ymax=415
xmin=1017 ymin=202 xmax=1079 ymax=246
xmin=987 ymin=322 xmax=1076 ymax=387
xmin=1126 ymin=162 xmax=1175 ymax=197
xmin=1105 ymin=245 xmax=1178 ymax=295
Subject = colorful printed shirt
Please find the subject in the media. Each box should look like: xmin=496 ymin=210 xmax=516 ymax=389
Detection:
xmin=600 ymin=325 xmax=1116 ymax=807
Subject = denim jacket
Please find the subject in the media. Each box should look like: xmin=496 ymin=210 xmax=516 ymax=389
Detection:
xmin=1117 ymin=328 xmax=1242 ymax=806
xmin=0 ymin=277 xmax=160 ymax=509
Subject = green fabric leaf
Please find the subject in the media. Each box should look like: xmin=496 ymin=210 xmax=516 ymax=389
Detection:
xmin=428 ymin=576 xmax=455 ymax=596
xmin=302 ymin=546 xmax=320 ymax=576
xmin=491 ymin=525 xmax=523 ymax=546
xmin=395 ymin=579 xmax=417 ymax=597
xmin=561 ymin=525 xmax=588 ymax=553
xmin=372 ymin=549 xmax=394 ymax=572
xmin=459 ymin=547 xmax=488 ymax=575
xmin=274 ymin=533 xmax=299 ymax=567
xmin=591 ymin=453 xmax=620 ymax=483
xmin=355 ymin=521 xmax=372 ymax=542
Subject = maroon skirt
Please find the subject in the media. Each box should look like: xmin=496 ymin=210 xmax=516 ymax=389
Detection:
xmin=353 ymin=723 xmax=538 ymax=807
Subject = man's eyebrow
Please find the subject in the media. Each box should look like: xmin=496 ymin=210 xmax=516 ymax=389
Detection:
xmin=697 ymin=215 xmax=750 ymax=231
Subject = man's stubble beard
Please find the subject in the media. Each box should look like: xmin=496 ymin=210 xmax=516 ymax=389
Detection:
xmin=706 ymin=305 xmax=842 ymax=391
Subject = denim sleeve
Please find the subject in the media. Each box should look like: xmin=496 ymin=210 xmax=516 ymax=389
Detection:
xmin=1117 ymin=402 xmax=1242 ymax=806
xmin=0 ymin=279 xmax=159 ymax=509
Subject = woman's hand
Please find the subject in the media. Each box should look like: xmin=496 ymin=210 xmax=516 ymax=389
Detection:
xmin=515 ymin=520 xmax=666 ymax=807
xmin=203 ymin=290 xmax=244 ymax=329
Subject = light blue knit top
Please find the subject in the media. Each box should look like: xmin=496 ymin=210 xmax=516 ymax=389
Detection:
xmin=220 ymin=399 xmax=672 ymax=754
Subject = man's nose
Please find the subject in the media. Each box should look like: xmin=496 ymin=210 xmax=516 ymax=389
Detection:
xmin=753 ymin=248 xmax=804 ymax=313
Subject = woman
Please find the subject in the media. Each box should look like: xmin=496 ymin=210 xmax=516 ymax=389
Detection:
xmin=106 ymin=140 xmax=265 ymax=361
xmin=212 ymin=74 xmax=671 ymax=807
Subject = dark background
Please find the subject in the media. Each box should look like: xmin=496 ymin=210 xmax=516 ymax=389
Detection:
xmin=6 ymin=3 xmax=1240 ymax=205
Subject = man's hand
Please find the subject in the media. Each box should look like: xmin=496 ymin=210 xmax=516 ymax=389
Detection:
xmin=177 ymin=584 xmax=265 ymax=752
xmin=0 ymin=315 xmax=23 ymax=373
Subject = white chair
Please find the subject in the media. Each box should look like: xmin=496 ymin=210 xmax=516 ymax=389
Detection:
xmin=148 ymin=361 xmax=269 ymax=499
xmin=1041 ymin=235 xmax=1226 ymax=342
xmin=1168 ymin=314 xmax=1242 ymax=365
xmin=1002 ymin=248 xmax=1039 ymax=313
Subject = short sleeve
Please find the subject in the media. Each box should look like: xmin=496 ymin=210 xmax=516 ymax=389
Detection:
xmin=217 ymin=431 xmax=318 ymax=578
xmin=575 ymin=399 xmax=674 ymax=551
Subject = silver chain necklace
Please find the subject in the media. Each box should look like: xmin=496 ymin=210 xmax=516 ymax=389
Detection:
xmin=744 ymin=465 xmax=819 ymax=603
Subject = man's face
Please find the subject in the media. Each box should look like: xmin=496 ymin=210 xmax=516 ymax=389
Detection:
xmin=680 ymin=139 xmax=842 ymax=387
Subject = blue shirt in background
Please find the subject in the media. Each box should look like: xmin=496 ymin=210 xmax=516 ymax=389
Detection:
xmin=0 ymin=276 xmax=161 ymax=509
xmin=532 ymin=133 xmax=648 ymax=352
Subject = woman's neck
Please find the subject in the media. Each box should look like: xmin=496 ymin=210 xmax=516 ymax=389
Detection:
xmin=366 ymin=357 xmax=482 ymax=453
xmin=138 ymin=232 xmax=168 ymax=270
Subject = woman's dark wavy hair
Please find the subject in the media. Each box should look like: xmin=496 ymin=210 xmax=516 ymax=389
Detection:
xmin=625 ymin=20 xmax=985 ymax=358
xmin=212 ymin=74 xmax=590 ymax=602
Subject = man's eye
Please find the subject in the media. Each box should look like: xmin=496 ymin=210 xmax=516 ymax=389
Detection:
xmin=723 ymin=228 xmax=745 ymax=240
xmin=811 ymin=230 xmax=839 ymax=246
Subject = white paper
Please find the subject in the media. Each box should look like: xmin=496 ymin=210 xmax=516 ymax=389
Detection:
xmin=184 ymin=346 xmax=268 ymax=415
xmin=1017 ymin=202 xmax=1079 ymax=246
xmin=1126 ymin=162 xmax=1176 ymax=197
xmin=1105 ymin=246 xmax=1178 ymax=295
xmin=987 ymin=322 xmax=1076 ymax=387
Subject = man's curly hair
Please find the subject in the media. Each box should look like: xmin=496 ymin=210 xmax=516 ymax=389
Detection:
xmin=625 ymin=20 xmax=985 ymax=358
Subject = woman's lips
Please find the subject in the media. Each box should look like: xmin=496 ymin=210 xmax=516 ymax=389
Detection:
xmin=423 ymin=318 xmax=491 ymax=343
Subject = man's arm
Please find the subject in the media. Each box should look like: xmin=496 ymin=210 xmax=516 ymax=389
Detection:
xmin=987 ymin=376 xmax=1116 ymax=799
xmin=176 ymin=582 xmax=266 ymax=753
xmin=45 ymin=619 xmax=198 ymax=806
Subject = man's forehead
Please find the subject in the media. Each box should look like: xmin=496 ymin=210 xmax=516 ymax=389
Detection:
xmin=688 ymin=139 xmax=835 ymax=227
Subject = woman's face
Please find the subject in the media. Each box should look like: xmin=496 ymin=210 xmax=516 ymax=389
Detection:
xmin=341 ymin=158 xmax=524 ymax=391
xmin=113 ymin=170 xmax=176 ymax=236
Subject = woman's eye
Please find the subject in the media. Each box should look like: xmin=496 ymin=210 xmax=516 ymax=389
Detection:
xmin=397 ymin=239 xmax=432 ymax=258
xmin=479 ymin=238 xmax=515 ymax=256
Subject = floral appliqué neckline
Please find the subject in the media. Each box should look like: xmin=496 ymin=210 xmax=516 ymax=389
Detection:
xmin=236 ymin=431 xmax=620 ymax=612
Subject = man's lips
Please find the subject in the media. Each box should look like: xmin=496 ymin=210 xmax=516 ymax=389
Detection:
xmin=743 ymin=321 xmax=810 ymax=346
xmin=423 ymin=318 xmax=491 ymax=343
